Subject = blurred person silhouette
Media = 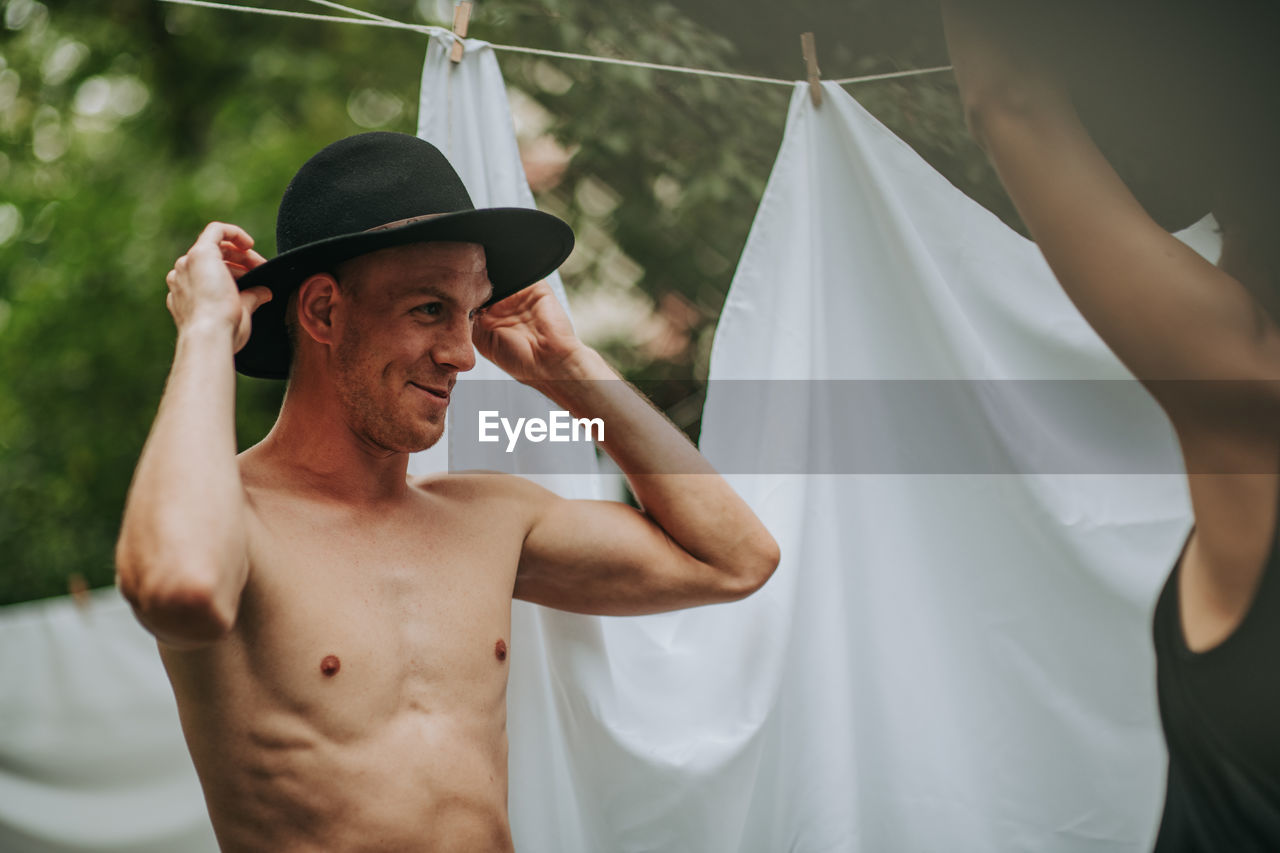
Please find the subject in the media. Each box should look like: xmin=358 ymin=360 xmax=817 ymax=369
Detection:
xmin=943 ymin=1 xmax=1280 ymax=849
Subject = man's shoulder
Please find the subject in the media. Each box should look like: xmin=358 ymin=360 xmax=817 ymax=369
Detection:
xmin=234 ymin=442 xmax=279 ymax=493
xmin=406 ymin=471 xmax=555 ymax=545
xmin=408 ymin=470 xmax=547 ymax=504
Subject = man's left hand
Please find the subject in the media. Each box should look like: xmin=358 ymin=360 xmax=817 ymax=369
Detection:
xmin=473 ymin=281 xmax=587 ymax=383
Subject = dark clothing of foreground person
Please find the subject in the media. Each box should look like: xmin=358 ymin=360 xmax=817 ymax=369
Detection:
xmin=114 ymin=135 xmax=779 ymax=852
xmin=944 ymin=2 xmax=1280 ymax=850
xmin=1154 ymin=522 xmax=1280 ymax=850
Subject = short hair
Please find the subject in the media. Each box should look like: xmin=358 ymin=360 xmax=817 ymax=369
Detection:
xmin=283 ymin=257 xmax=366 ymax=372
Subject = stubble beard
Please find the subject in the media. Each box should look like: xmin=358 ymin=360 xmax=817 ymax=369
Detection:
xmin=333 ymin=329 xmax=444 ymax=454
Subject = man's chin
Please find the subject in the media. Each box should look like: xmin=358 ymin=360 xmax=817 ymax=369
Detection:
xmin=358 ymin=417 xmax=445 ymax=455
xmin=404 ymin=419 xmax=446 ymax=454
xmin=408 ymin=429 xmax=444 ymax=454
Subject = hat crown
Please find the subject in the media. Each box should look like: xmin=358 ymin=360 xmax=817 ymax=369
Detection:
xmin=275 ymin=132 xmax=476 ymax=253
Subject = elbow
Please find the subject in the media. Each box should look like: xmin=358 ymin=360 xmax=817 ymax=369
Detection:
xmin=129 ymin=574 xmax=235 ymax=647
xmin=756 ymin=532 xmax=782 ymax=588
xmin=721 ymin=531 xmax=781 ymax=602
xmin=115 ymin=545 xmax=236 ymax=647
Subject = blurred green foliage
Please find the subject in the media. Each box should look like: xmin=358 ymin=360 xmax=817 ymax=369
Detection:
xmin=0 ymin=0 xmax=1004 ymax=604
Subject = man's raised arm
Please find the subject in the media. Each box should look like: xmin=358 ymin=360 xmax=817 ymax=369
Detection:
xmin=473 ymin=282 xmax=780 ymax=615
xmin=115 ymin=222 xmax=271 ymax=648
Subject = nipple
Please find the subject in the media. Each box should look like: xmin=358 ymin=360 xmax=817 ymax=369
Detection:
xmin=320 ymin=655 xmax=341 ymax=677
xmin=494 ymin=639 xmax=507 ymax=662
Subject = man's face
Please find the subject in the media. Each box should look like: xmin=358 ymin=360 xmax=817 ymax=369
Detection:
xmin=330 ymin=241 xmax=492 ymax=454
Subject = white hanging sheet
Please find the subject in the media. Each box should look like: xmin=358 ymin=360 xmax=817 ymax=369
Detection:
xmin=0 ymin=590 xmax=218 ymax=852
xmin=694 ymin=81 xmax=1212 ymax=852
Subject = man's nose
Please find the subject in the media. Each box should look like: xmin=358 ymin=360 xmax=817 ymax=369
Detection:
xmin=431 ymin=314 xmax=476 ymax=373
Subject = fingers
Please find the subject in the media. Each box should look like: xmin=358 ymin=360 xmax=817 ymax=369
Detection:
xmin=171 ymin=224 xmax=254 ymax=275
xmin=219 ymin=243 xmax=267 ymax=266
xmin=168 ymin=225 xmax=267 ymax=288
xmin=194 ymin=221 xmax=254 ymax=253
xmin=170 ymin=224 xmax=260 ymax=286
xmin=239 ymin=285 xmax=274 ymax=314
xmin=487 ymin=281 xmax=546 ymax=316
xmin=222 ymin=256 xmax=251 ymax=281
xmin=219 ymin=242 xmax=267 ymax=280
xmin=167 ymin=254 xmax=195 ymax=286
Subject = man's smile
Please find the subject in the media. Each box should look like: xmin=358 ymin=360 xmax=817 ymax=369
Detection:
xmin=409 ymin=381 xmax=451 ymax=403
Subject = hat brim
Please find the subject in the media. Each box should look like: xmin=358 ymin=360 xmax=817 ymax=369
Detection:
xmin=233 ymin=207 xmax=574 ymax=379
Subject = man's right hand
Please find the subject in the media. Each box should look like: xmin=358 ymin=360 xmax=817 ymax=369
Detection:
xmin=165 ymin=221 xmax=272 ymax=353
xmin=121 ymin=220 xmax=267 ymax=648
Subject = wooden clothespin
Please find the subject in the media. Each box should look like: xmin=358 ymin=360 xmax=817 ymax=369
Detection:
xmin=68 ymin=572 xmax=91 ymax=612
xmin=450 ymin=1 xmax=473 ymax=64
xmin=800 ymin=32 xmax=822 ymax=108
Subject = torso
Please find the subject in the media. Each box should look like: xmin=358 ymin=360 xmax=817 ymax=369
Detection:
xmin=160 ymin=466 xmax=531 ymax=853
xmin=1152 ymin=428 xmax=1280 ymax=850
xmin=1172 ymin=430 xmax=1279 ymax=653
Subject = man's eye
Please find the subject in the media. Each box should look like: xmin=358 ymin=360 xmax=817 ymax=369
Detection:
xmin=416 ymin=303 xmax=443 ymax=316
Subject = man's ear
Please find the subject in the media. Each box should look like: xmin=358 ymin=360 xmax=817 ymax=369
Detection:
xmin=296 ymin=273 xmax=341 ymax=346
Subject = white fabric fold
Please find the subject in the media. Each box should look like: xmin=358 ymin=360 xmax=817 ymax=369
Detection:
xmin=695 ymin=81 xmax=1210 ymax=852
xmin=0 ymin=591 xmax=218 ymax=852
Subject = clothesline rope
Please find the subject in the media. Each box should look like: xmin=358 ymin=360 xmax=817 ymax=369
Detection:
xmin=304 ymin=0 xmax=398 ymax=25
xmin=156 ymin=0 xmax=953 ymax=87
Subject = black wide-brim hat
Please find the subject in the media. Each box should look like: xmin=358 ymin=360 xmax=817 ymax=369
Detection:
xmin=234 ymin=131 xmax=575 ymax=379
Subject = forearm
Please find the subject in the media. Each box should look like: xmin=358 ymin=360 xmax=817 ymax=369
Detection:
xmin=943 ymin=1 xmax=1275 ymax=389
xmin=116 ymin=320 xmax=247 ymax=644
xmin=532 ymin=347 xmax=778 ymax=578
xmin=942 ymin=0 xmax=1069 ymax=137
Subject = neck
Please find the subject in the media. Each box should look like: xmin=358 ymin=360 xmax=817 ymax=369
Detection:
xmin=251 ymin=369 xmax=416 ymax=506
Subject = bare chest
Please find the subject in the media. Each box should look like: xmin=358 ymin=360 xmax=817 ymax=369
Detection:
xmin=225 ymin=505 xmax=523 ymax=738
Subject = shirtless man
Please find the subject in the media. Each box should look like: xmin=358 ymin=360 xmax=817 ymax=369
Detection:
xmin=114 ymin=132 xmax=779 ymax=852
